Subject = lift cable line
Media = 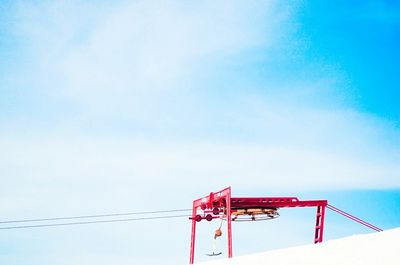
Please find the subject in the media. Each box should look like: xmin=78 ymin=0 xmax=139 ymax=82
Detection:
xmin=326 ymin=204 xmax=383 ymax=232
xmin=0 ymin=214 xmax=191 ymax=230
xmin=0 ymin=208 xmax=192 ymax=224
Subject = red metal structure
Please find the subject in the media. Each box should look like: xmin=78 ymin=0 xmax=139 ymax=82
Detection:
xmin=189 ymin=187 xmax=328 ymax=264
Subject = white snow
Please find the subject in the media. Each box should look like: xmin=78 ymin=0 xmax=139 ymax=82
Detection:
xmin=198 ymin=228 xmax=400 ymax=265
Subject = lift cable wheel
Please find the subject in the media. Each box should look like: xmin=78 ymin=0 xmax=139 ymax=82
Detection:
xmin=229 ymin=208 xmax=280 ymax=222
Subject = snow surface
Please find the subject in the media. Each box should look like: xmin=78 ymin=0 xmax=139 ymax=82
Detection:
xmin=198 ymin=228 xmax=400 ymax=265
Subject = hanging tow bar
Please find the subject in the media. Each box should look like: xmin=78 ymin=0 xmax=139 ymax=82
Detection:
xmin=207 ymin=217 xmax=224 ymax=256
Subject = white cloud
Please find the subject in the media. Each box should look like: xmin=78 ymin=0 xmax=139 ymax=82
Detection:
xmin=2 ymin=0 xmax=399 ymax=215
xmin=1 ymin=117 xmax=399 ymax=213
xmin=13 ymin=0 xmax=287 ymax=111
xmin=1 ymin=2 xmax=399 ymax=264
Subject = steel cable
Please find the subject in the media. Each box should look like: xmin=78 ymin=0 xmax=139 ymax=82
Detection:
xmin=0 ymin=214 xmax=191 ymax=230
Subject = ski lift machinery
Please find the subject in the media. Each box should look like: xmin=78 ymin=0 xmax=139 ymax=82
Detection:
xmin=188 ymin=187 xmax=328 ymax=264
xmin=189 ymin=187 xmax=384 ymax=264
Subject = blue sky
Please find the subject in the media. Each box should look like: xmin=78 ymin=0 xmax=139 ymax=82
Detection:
xmin=299 ymin=1 xmax=400 ymax=122
xmin=0 ymin=1 xmax=399 ymax=264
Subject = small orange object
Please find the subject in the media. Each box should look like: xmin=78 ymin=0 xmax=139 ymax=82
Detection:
xmin=214 ymin=228 xmax=222 ymax=239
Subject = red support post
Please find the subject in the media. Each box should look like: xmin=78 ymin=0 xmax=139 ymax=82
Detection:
xmin=189 ymin=204 xmax=197 ymax=264
xmin=314 ymin=205 xmax=326 ymax=243
xmin=226 ymin=187 xmax=233 ymax=258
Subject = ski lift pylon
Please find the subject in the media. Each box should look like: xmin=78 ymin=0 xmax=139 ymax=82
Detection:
xmin=189 ymin=187 xmax=328 ymax=264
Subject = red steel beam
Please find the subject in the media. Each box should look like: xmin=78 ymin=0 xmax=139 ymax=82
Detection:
xmin=231 ymin=198 xmax=328 ymax=209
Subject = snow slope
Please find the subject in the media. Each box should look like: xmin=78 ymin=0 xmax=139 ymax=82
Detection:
xmin=199 ymin=228 xmax=400 ymax=265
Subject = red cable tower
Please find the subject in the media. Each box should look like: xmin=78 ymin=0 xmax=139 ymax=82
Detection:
xmin=189 ymin=187 xmax=328 ymax=264
xmin=189 ymin=187 xmax=383 ymax=264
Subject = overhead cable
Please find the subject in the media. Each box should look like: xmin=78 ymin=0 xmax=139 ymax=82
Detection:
xmin=0 ymin=214 xmax=191 ymax=230
xmin=0 ymin=208 xmax=192 ymax=224
xmin=326 ymin=204 xmax=383 ymax=232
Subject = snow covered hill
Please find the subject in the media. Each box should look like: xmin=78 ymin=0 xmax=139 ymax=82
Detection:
xmin=199 ymin=228 xmax=400 ymax=265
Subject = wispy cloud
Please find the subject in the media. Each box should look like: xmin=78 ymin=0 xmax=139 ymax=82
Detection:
xmin=1 ymin=1 xmax=399 ymax=264
xmin=2 ymin=0 xmax=399 ymax=201
xmin=12 ymin=1 xmax=286 ymax=108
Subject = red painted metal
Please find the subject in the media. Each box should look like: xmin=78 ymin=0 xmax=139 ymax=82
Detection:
xmin=189 ymin=187 xmax=232 ymax=264
xmin=314 ymin=205 xmax=326 ymax=243
xmin=226 ymin=188 xmax=232 ymax=258
xmin=189 ymin=202 xmax=197 ymax=264
xmin=189 ymin=187 xmax=328 ymax=264
xmin=326 ymin=204 xmax=383 ymax=232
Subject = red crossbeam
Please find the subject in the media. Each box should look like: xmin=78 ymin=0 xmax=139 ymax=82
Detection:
xmin=231 ymin=197 xmax=327 ymax=208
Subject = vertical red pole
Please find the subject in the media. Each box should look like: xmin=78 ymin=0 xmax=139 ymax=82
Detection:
xmin=226 ymin=187 xmax=233 ymax=258
xmin=189 ymin=205 xmax=197 ymax=264
xmin=314 ymin=205 xmax=326 ymax=243
xmin=319 ymin=205 xmax=326 ymax=242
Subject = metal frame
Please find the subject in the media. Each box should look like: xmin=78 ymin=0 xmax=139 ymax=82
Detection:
xmin=189 ymin=187 xmax=328 ymax=264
